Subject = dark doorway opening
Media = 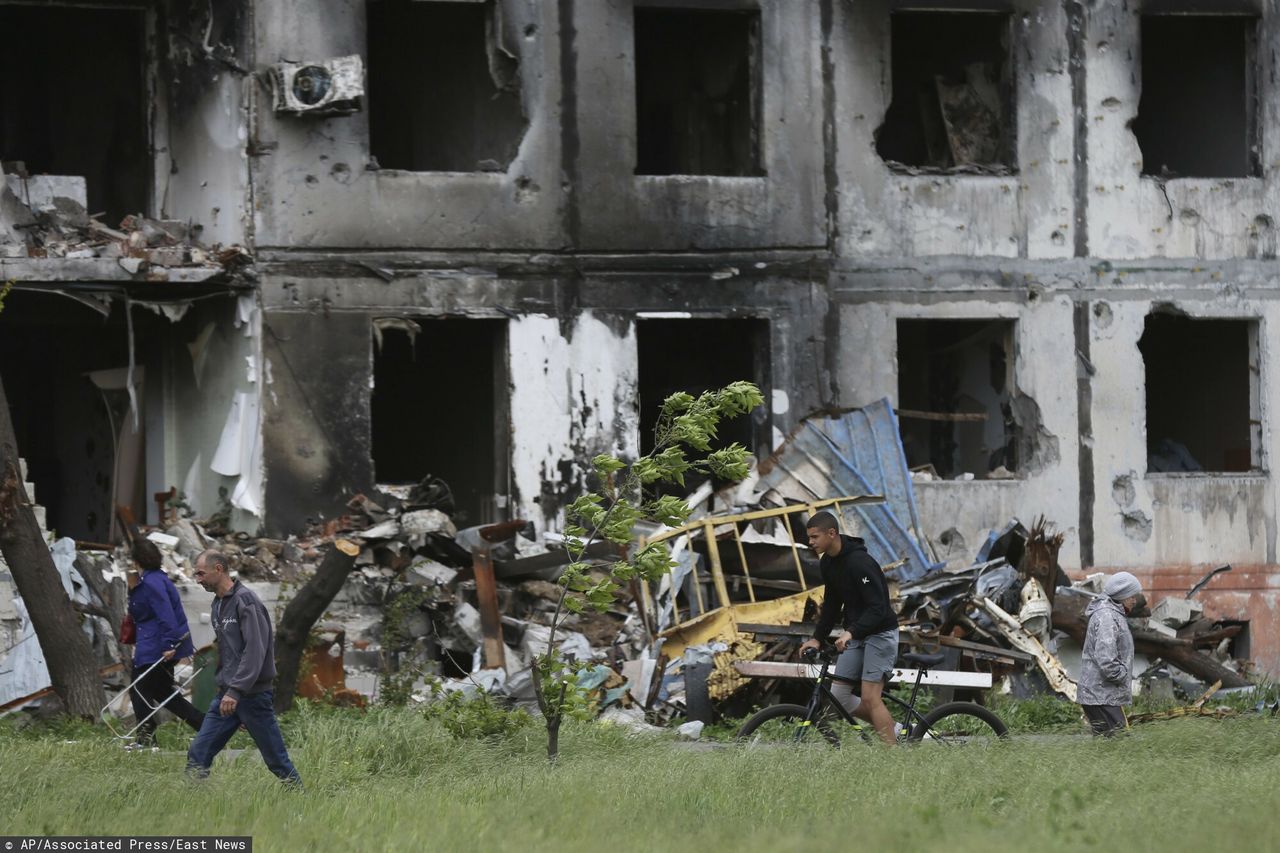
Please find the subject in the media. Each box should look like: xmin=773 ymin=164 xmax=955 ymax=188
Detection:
xmin=1140 ymin=314 xmax=1256 ymax=473
xmin=897 ymin=319 xmax=1017 ymax=480
xmin=371 ymin=318 xmax=507 ymax=527
xmin=0 ymin=292 xmax=166 ymax=541
xmin=1134 ymin=15 xmax=1259 ymax=179
xmin=367 ymin=0 xmax=526 ymax=172
xmin=634 ymin=7 xmax=762 ymax=176
xmin=0 ymin=5 xmax=150 ymax=225
xmin=636 ymin=318 xmax=770 ymax=492
xmin=876 ymin=11 xmax=1014 ymax=172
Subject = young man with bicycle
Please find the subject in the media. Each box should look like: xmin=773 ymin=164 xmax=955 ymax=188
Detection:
xmin=798 ymin=510 xmax=900 ymax=745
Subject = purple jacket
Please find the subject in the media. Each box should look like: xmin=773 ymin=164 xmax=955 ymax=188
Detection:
xmin=127 ymin=569 xmax=196 ymax=665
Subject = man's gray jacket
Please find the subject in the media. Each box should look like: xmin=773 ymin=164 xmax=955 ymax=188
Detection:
xmin=211 ymin=581 xmax=277 ymax=699
xmin=1077 ymin=595 xmax=1134 ymax=706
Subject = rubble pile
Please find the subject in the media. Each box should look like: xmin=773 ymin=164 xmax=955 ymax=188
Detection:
xmin=84 ymin=477 xmax=645 ymax=711
xmin=1 ymin=397 xmax=1268 ymax=728
xmin=892 ymin=518 xmax=1256 ymax=700
xmin=1 ymin=164 xmax=251 ymax=279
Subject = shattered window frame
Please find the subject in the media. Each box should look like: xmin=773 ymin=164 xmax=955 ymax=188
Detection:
xmin=895 ymin=318 xmax=1022 ymax=482
xmin=1140 ymin=314 xmax=1263 ymax=477
xmin=632 ymin=0 xmax=766 ymax=178
xmin=875 ymin=7 xmax=1019 ymax=176
xmin=0 ymin=1 xmax=156 ymax=223
xmin=364 ymin=0 xmax=527 ymax=174
xmin=1134 ymin=11 xmax=1262 ymax=180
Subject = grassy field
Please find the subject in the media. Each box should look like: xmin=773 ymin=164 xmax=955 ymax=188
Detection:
xmin=2 ymin=701 xmax=1278 ymax=853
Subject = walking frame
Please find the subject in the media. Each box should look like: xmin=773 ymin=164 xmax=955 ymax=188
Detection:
xmin=101 ymin=631 xmax=205 ymax=742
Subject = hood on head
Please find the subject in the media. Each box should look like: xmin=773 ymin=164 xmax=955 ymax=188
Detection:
xmin=1085 ymin=594 xmax=1124 ymax=618
xmin=841 ymin=534 xmax=868 ymax=553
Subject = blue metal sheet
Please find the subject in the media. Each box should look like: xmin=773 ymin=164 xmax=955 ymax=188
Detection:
xmin=760 ymin=398 xmax=941 ymax=581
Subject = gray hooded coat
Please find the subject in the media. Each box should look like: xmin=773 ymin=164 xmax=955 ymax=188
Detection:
xmin=1078 ymin=595 xmax=1135 ymax=706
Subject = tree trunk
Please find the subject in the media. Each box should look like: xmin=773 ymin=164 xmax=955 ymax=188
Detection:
xmin=273 ymin=540 xmax=358 ymax=712
xmin=532 ymin=663 xmax=564 ymax=763
xmin=1052 ymin=588 xmax=1250 ymax=688
xmin=0 ymin=375 xmax=106 ymax=719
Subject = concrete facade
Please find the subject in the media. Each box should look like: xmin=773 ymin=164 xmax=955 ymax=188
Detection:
xmin=4 ymin=0 xmax=1280 ymax=670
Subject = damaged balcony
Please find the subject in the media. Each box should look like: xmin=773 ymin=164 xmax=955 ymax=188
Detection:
xmin=0 ymin=0 xmax=253 ymax=286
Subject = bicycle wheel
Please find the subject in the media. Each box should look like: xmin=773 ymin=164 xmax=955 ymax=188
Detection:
xmin=736 ymin=703 xmax=841 ymax=747
xmin=908 ymin=701 xmax=1009 ymax=745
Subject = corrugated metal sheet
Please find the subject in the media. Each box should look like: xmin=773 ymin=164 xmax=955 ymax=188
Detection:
xmin=759 ymin=399 xmax=941 ymax=581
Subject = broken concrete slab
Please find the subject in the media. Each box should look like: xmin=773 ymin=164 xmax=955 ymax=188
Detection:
xmin=4 ymin=174 xmax=87 ymax=210
xmin=1151 ymin=597 xmax=1204 ymax=629
xmin=1131 ymin=617 xmax=1178 ymax=640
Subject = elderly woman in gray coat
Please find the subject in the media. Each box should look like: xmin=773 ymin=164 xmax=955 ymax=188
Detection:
xmin=1078 ymin=571 xmax=1142 ymax=736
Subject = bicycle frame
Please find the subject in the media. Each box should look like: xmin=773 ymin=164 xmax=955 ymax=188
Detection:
xmin=798 ymin=653 xmax=932 ymax=738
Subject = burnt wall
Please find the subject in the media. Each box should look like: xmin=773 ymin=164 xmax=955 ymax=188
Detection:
xmin=262 ymin=310 xmax=374 ymax=537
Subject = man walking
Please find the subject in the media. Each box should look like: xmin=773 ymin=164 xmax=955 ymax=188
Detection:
xmin=186 ymin=549 xmax=301 ymax=785
xmin=1078 ymin=571 xmax=1142 ymax=736
xmin=798 ymin=510 xmax=900 ymax=745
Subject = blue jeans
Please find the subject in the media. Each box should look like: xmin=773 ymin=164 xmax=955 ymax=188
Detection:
xmin=186 ymin=690 xmax=300 ymax=785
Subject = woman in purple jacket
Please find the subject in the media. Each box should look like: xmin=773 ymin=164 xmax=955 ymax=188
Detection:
xmin=126 ymin=538 xmax=204 ymax=746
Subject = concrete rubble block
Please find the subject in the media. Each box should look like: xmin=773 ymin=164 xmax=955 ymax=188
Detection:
xmin=356 ymin=519 xmax=400 ymax=540
xmin=599 ymin=705 xmax=663 ymax=734
xmin=518 ymin=623 xmax=595 ymax=661
xmin=1151 ymin=596 xmax=1203 ymax=629
xmin=1131 ymin=617 xmax=1178 ymax=639
xmin=0 ymin=578 xmax=17 ymax=621
xmin=404 ymin=610 xmax=433 ymax=639
xmin=400 ymin=509 xmax=456 ymax=539
xmin=520 ymin=622 xmax=551 ymax=658
xmin=146 ymin=531 xmax=181 ymax=550
xmin=117 ymin=257 xmax=145 ymax=275
xmin=146 ymin=246 xmax=189 ymax=267
xmin=503 ymin=667 xmax=537 ymax=701
xmin=677 ymin=720 xmax=704 ymax=741
xmin=407 ymin=559 xmax=458 ymax=587
xmin=453 ymin=602 xmax=484 ymax=645
xmin=4 ymin=174 xmax=87 ymax=209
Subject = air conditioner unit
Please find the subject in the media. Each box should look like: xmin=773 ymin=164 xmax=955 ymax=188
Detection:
xmin=269 ymin=55 xmax=364 ymax=116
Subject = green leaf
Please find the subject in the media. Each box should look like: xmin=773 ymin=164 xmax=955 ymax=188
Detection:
xmin=563 ymin=595 xmax=586 ymax=614
xmin=648 ymin=494 xmax=692 ymax=527
xmin=568 ymin=493 xmax=606 ymax=528
xmin=583 ymin=578 xmax=619 ymax=612
xmin=671 ymin=411 xmax=717 ymax=451
xmin=660 ymin=391 xmax=696 ymax=416
xmin=557 ymin=562 xmax=590 ymax=590
xmin=704 ymin=443 xmax=752 ymax=482
xmin=715 ymin=381 xmax=765 ymax=417
xmin=592 ymin=454 xmax=627 ymax=476
xmin=601 ymin=499 xmax=640 ymax=545
xmin=632 ymin=456 xmax=660 ymax=484
xmin=650 ymin=446 xmax=692 ymax=486
xmin=633 ymin=542 xmax=676 ymax=582
xmin=610 ymin=560 xmax=637 ymax=581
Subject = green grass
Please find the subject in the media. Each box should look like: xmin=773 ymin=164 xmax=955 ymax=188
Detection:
xmin=2 ymin=704 xmax=1278 ymax=852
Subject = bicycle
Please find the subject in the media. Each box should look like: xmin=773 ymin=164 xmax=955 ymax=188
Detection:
xmin=736 ymin=644 xmax=1009 ymax=746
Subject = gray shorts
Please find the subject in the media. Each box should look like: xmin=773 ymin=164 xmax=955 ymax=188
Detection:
xmin=834 ymin=629 xmax=900 ymax=684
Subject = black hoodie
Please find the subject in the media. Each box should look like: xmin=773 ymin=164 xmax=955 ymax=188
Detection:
xmin=812 ymin=535 xmax=897 ymax=640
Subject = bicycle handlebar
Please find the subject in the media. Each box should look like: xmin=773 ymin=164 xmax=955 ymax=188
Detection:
xmin=801 ymin=643 xmax=840 ymax=664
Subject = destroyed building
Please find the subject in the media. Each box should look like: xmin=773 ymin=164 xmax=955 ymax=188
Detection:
xmin=2 ymin=0 xmax=1280 ymax=679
